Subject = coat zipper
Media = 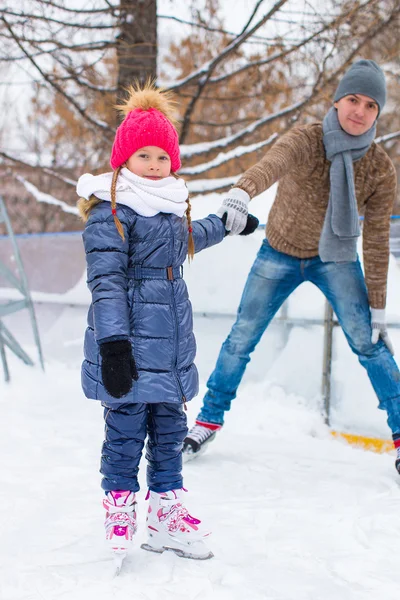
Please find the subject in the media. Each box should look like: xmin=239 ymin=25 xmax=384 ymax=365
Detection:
xmin=166 ymin=216 xmax=187 ymax=410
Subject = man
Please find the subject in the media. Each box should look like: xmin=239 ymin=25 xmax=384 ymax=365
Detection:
xmin=183 ymin=59 xmax=400 ymax=473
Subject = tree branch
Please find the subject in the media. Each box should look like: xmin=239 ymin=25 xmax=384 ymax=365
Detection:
xmin=0 ymin=32 xmax=114 ymax=53
xmin=180 ymin=134 xmax=277 ymax=175
xmin=34 ymin=0 xmax=117 ymax=14
xmin=167 ymin=0 xmax=290 ymax=93
xmin=0 ymin=151 xmax=77 ymax=187
xmin=206 ymin=22 xmax=332 ymax=86
xmin=178 ymin=0 xmax=290 ymax=142
xmin=180 ymin=99 xmax=306 ymax=159
xmin=1 ymin=15 xmax=114 ymax=135
xmin=239 ymin=0 xmax=267 ymax=34
xmin=376 ymin=130 xmax=400 ymax=144
xmin=1 ymin=8 xmax=114 ymax=29
xmin=158 ymin=14 xmax=306 ymax=45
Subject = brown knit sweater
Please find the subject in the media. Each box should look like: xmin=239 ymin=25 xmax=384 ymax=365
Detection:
xmin=236 ymin=123 xmax=397 ymax=309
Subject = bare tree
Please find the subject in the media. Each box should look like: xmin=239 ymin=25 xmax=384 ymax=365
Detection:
xmin=116 ymin=0 xmax=157 ymax=107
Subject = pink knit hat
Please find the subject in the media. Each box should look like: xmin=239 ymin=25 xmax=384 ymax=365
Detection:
xmin=110 ymin=82 xmax=181 ymax=172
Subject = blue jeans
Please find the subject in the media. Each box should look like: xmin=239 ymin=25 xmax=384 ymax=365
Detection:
xmin=197 ymin=239 xmax=400 ymax=437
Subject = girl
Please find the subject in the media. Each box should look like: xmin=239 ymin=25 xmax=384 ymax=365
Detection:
xmin=76 ymin=82 xmax=257 ymax=564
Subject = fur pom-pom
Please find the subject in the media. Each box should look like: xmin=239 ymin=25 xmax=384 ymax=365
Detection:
xmin=115 ymin=79 xmax=179 ymax=125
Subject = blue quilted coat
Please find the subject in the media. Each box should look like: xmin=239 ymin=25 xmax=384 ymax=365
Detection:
xmin=81 ymin=201 xmax=225 ymax=408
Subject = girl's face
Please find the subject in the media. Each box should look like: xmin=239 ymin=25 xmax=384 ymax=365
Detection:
xmin=126 ymin=146 xmax=171 ymax=179
xmin=334 ymin=94 xmax=379 ymax=136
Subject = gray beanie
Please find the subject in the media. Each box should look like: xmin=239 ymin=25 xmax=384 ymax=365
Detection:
xmin=334 ymin=59 xmax=386 ymax=115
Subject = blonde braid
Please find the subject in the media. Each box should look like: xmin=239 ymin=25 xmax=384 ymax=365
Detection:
xmin=111 ymin=166 xmax=125 ymax=241
xmin=171 ymin=172 xmax=195 ymax=262
xmin=186 ymin=196 xmax=195 ymax=262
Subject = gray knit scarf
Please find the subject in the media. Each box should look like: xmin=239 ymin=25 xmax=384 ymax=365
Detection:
xmin=319 ymin=107 xmax=376 ymax=263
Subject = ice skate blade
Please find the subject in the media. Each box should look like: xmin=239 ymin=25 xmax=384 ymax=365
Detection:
xmin=111 ymin=550 xmax=127 ymax=577
xmin=140 ymin=542 xmax=214 ymax=560
xmin=182 ymin=444 xmax=210 ymax=463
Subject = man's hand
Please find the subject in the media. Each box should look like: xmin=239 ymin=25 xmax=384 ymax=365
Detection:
xmin=371 ymin=308 xmax=394 ymax=355
xmin=216 ymin=188 xmax=250 ymax=235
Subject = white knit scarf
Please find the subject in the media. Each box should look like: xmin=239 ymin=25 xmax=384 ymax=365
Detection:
xmin=76 ymin=168 xmax=189 ymax=217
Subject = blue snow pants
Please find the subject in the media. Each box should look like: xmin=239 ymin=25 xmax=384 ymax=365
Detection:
xmin=197 ymin=238 xmax=400 ymax=437
xmin=101 ymin=402 xmax=188 ymax=493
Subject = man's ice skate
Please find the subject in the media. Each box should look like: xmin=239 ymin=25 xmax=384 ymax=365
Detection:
xmin=141 ymin=489 xmax=213 ymax=560
xmin=395 ymin=447 xmax=400 ymax=475
xmin=103 ymin=490 xmax=137 ymax=575
xmin=182 ymin=421 xmax=221 ymax=461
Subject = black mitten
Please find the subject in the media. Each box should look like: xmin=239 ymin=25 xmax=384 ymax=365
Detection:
xmin=221 ymin=212 xmax=259 ymax=236
xmin=240 ymin=213 xmax=259 ymax=236
xmin=99 ymin=340 xmax=138 ymax=399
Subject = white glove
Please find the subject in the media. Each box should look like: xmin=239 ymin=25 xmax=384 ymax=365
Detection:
xmin=371 ymin=308 xmax=394 ymax=355
xmin=217 ymin=188 xmax=250 ymax=235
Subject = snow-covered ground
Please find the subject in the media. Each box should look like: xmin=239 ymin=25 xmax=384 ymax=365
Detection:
xmin=1 ymin=300 xmax=400 ymax=600
xmin=1 ymin=186 xmax=400 ymax=598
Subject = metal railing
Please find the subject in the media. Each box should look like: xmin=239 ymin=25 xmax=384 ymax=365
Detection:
xmin=0 ymin=196 xmax=44 ymax=382
xmin=195 ymin=302 xmax=400 ymax=427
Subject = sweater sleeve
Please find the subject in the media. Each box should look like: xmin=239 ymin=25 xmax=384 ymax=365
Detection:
xmin=235 ymin=125 xmax=317 ymax=198
xmin=362 ymin=157 xmax=397 ymax=309
xmin=83 ymin=204 xmax=131 ymax=343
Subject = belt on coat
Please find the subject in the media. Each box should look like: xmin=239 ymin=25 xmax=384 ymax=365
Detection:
xmin=127 ymin=266 xmax=183 ymax=280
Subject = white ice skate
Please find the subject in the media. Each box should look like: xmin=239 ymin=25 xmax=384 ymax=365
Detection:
xmin=103 ymin=490 xmax=137 ymax=575
xmin=141 ymin=489 xmax=213 ymax=560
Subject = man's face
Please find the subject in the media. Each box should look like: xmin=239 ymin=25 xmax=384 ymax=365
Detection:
xmin=334 ymin=94 xmax=379 ymax=136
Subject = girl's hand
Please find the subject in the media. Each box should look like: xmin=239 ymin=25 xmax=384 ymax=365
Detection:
xmin=100 ymin=340 xmax=139 ymax=398
xmin=239 ymin=213 xmax=259 ymax=236
xmin=221 ymin=212 xmax=259 ymax=236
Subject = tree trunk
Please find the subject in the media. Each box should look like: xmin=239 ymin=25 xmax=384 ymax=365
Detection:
xmin=116 ymin=0 xmax=157 ymax=109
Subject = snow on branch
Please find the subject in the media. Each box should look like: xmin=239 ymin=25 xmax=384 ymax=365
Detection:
xmin=180 ymin=134 xmax=277 ymax=175
xmin=0 ymin=151 xmax=77 ymax=187
xmin=376 ymin=131 xmax=400 ymax=144
xmin=165 ymin=0 xmax=289 ymax=92
xmin=180 ymin=99 xmax=305 ymax=159
xmin=187 ymin=176 xmax=241 ymax=194
xmin=16 ymin=176 xmax=79 ymax=216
